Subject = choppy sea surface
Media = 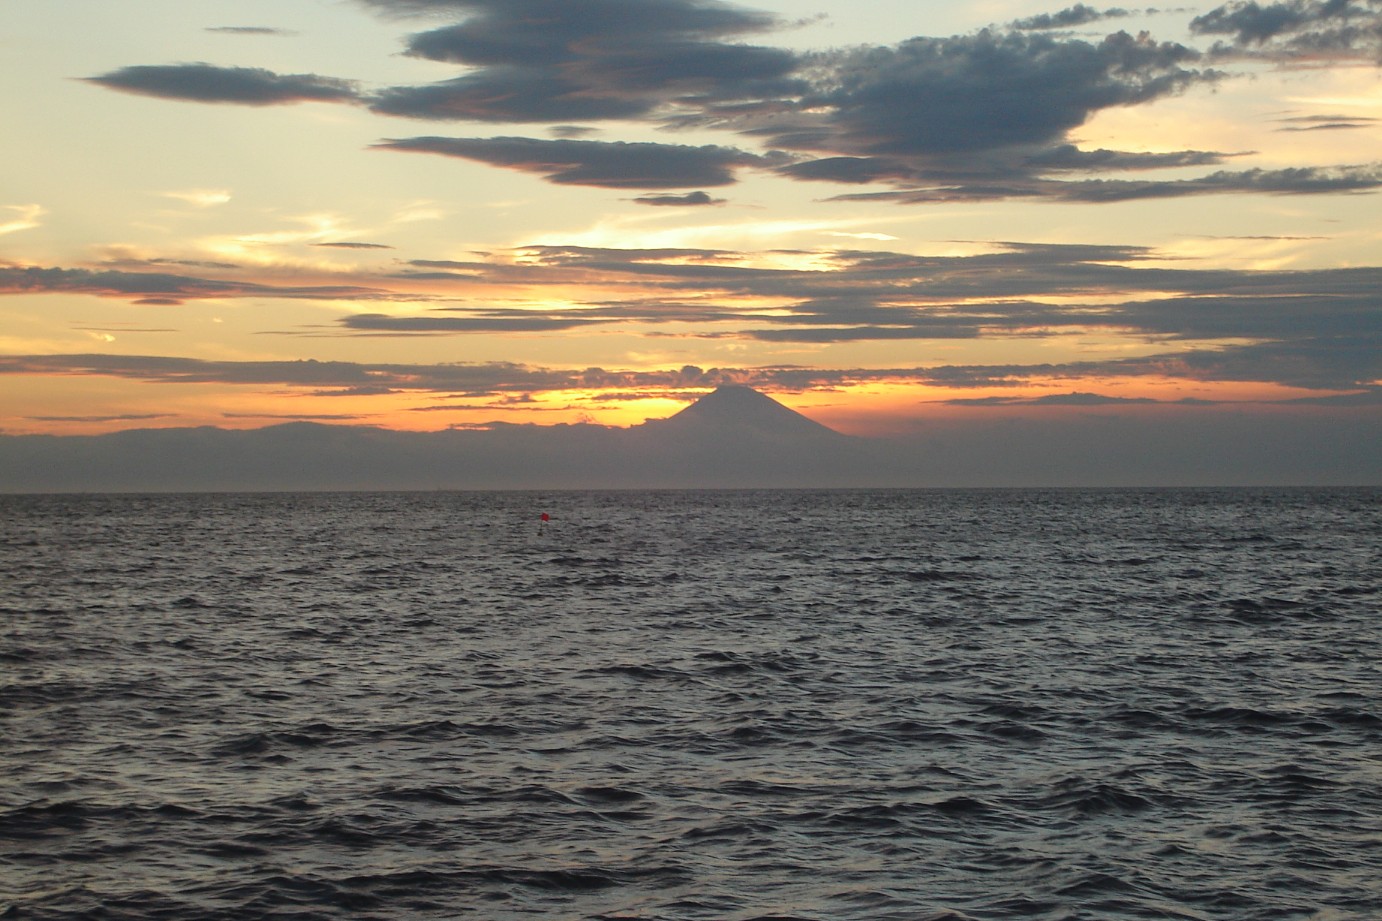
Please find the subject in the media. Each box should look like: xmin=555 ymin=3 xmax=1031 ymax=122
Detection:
xmin=2 ymin=488 xmax=1380 ymax=921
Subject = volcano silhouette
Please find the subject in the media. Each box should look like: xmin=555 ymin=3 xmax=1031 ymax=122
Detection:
xmin=623 ymin=386 xmax=854 ymax=485
xmin=659 ymin=385 xmax=841 ymax=439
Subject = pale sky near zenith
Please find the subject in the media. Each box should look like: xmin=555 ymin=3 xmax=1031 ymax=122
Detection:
xmin=1 ymin=0 xmax=1379 ymax=472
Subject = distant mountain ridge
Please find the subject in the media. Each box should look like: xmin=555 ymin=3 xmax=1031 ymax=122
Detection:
xmin=0 ymin=387 xmax=858 ymax=491
xmin=2 ymin=383 xmax=1377 ymax=490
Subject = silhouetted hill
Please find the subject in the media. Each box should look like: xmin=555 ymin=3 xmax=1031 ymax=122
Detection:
xmin=624 ymin=386 xmax=859 ymax=485
xmin=656 ymin=385 xmax=841 ymax=440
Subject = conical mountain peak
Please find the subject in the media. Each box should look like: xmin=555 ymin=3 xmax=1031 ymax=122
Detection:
xmin=663 ymin=385 xmax=840 ymax=438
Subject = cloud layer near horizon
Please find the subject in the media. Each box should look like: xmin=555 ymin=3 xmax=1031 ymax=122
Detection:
xmin=4 ymin=347 xmax=1379 ymax=408
xmin=5 ymin=237 xmax=1380 ymax=402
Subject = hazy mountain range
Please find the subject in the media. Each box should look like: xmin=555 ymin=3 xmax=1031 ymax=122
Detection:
xmin=2 ymin=386 xmax=1377 ymax=491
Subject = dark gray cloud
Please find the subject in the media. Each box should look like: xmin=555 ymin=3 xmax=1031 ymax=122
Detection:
xmin=747 ymin=30 xmax=1208 ymax=161
xmin=364 ymin=0 xmax=798 ymax=122
xmin=1159 ymin=336 xmax=1382 ymax=390
xmin=632 ymin=191 xmax=727 ymax=206
xmin=1192 ymin=0 xmax=1357 ymax=43
xmin=356 ymin=0 xmax=779 ymax=33
xmin=353 ymin=1 xmax=1247 ymax=203
xmin=1286 ymin=388 xmax=1382 ymax=405
xmin=373 ymin=136 xmax=773 ymax=188
xmin=776 ymin=156 xmax=921 ymax=184
xmin=79 ymin=0 xmax=1382 ymax=204
xmin=680 ymin=26 xmax=1240 ymax=201
xmin=314 ymin=241 xmax=396 ymax=249
xmin=1191 ymin=0 xmax=1382 ymax=63
xmin=85 ymin=63 xmax=359 ymax=105
xmin=1113 ymin=290 xmax=1382 ymax=342
xmin=370 ymin=73 xmax=653 ymax=122
xmin=1011 ymin=5 xmax=1133 ymax=30
xmin=0 ymin=265 xmax=389 ymax=304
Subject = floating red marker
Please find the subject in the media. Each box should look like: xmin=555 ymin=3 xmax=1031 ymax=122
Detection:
xmin=540 ymin=513 xmax=550 ymax=522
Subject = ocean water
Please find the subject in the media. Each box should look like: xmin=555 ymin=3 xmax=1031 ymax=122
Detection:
xmin=2 ymin=488 xmax=1379 ymax=921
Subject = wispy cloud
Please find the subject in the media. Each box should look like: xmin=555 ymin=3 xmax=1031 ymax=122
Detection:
xmin=341 ymin=311 xmax=614 ymax=334
xmin=206 ymin=26 xmax=298 ymax=36
xmin=0 ymin=204 xmax=45 ymax=236
xmin=161 ymin=189 xmax=232 ymax=207
xmin=827 ymin=163 xmax=1382 ymax=203
xmin=25 ymin=413 xmax=170 ymax=423
xmin=1276 ymin=113 xmax=1379 ymax=131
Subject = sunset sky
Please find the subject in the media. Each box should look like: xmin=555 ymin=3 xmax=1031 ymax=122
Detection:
xmin=3 ymin=0 xmax=1380 ymax=443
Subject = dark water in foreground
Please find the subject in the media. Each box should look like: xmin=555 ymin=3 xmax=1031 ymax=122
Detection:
xmin=2 ymin=489 xmax=1380 ymax=920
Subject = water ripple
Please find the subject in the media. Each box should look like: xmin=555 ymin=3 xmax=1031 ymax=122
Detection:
xmin=2 ymin=488 xmax=1380 ymax=920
